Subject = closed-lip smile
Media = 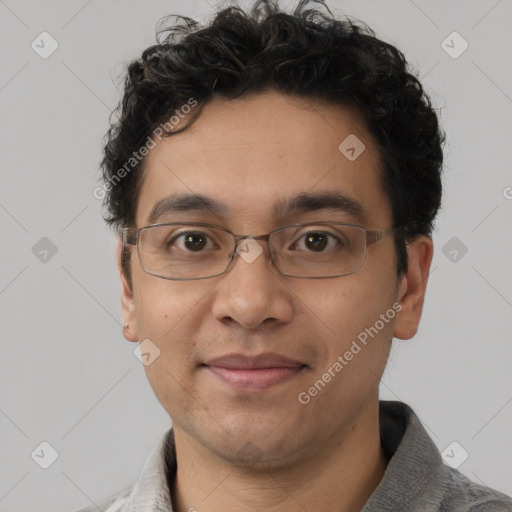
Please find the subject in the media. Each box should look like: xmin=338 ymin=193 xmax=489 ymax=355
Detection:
xmin=202 ymin=353 xmax=308 ymax=392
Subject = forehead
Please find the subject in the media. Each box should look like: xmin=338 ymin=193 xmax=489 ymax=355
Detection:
xmin=135 ymin=90 xmax=391 ymax=229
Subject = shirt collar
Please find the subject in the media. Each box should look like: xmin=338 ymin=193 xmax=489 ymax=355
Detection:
xmin=123 ymin=400 xmax=441 ymax=511
xmin=361 ymin=401 xmax=443 ymax=511
xmin=123 ymin=429 xmax=175 ymax=510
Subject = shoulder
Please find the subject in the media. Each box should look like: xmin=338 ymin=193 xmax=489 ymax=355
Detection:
xmin=438 ymin=464 xmax=512 ymax=512
xmin=72 ymin=484 xmax=133 ymax=512
xmin=374 ymin=401 xmax=512 ymax=512
xmin=72 ymin=427 xmax=174 ymax=512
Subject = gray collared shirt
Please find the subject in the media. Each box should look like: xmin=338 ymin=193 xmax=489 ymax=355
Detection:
xmin=75 ymin=401 xmax=512 ymax=511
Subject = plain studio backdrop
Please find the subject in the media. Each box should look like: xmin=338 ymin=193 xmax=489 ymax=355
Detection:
xmin=0 ymin=1 xmax=511 ymax=510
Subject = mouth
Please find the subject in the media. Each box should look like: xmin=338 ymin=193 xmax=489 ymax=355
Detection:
xmin=201 ymin=353 xmax=308 ymax=392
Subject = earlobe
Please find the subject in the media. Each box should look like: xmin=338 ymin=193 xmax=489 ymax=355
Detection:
xmin=116 ymin=237 xmax=139 ymax=342
xmin=393 ymin=235 xmax=434 ymax=341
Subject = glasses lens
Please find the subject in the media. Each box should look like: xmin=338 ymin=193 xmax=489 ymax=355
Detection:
xmin=270 ymin=223 xmax=366 ymax=278
xmin=138 ymin=224 xmax=234 ymax=279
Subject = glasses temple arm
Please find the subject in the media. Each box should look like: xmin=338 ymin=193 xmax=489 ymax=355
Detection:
xmin=121 ymin=228 xmax=138 ymax=247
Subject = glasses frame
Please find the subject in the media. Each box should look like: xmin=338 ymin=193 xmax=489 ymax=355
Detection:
xmin=121 ymin=221 xmax=400 ymax=281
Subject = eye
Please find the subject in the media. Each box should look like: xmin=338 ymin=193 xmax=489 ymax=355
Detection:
xmin=292 ymin=231 xmax=341 ymax=252
xmin=169 ymin=231 xmax=216 ymax=252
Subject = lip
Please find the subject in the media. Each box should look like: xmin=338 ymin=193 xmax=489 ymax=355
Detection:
xmin=202 ymin=353 xmax=307 ymax=392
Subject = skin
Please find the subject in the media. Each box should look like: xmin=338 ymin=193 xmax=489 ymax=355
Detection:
xmin=118 ymin=90 xmax=433 ymax=512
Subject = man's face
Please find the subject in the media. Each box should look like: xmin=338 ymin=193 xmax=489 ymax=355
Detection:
xmin=121 ymin=90 xmax=410 ymax=466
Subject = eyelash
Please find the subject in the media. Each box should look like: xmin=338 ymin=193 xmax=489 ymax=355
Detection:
xmin=168 ymin=229 xmax=343 ymax=252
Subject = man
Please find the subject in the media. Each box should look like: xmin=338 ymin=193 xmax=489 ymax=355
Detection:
xmin=80 ymin=0 xmax=512 ymax=510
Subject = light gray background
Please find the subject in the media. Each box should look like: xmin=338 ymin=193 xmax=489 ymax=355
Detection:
xmin=0 ymin=0 xmax=511 ymax=510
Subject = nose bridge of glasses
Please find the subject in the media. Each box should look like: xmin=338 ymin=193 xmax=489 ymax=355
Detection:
xmin=232 ymin=233 xmax=276 ymax=259
xmin=234 ymin=232 xmax=270 ymax=243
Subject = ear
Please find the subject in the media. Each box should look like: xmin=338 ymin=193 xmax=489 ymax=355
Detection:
xmin=116 ymin=237 xmax=139 ymax=342
xmin=393 ymin=235 xmax=434 ymax=340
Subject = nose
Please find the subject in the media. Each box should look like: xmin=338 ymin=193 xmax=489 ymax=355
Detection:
xmin=211 ymin=238 xmax=294 ymax=330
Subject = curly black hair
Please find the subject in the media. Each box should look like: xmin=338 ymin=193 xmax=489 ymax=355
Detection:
xmin=100 ymin=0 xmax=444 ymax=283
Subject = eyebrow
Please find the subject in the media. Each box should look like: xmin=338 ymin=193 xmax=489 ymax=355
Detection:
xmin=147 ymin=194 xmax=230 ymax=224
xmin=146 ymin=191 xmax=368 ymax=225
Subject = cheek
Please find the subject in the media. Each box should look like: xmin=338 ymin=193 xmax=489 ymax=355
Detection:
xmin=133 ymin=279 xmax=209 ymax=374
xmin=295 ymin=273 xmax=397 ymax=365
xmin=291 ymin=281 xmax=396 ymax=436
xmin=133 ymin=280 xmax=210 ymax=416
xmin=135 ymin=277 xmax=205 ymax=335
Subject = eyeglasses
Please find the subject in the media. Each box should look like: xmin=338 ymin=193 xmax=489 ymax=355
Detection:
xmin=121 ymin=221 xmax=399 ymax=280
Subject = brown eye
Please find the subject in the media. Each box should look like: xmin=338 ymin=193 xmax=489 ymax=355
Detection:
xmin=290 ymin=230 xmax=341 ymax=253
xmin=304 ymin=232 xmax=329 ymax=252
xmin=184 ymin=233 xmax=208 ymax=251
xmin=169 ymin=231 xmax=212 ymax=252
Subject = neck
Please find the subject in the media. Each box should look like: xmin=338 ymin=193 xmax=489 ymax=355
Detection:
xmin=171 ymin=401 xmax=387 ymax=512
